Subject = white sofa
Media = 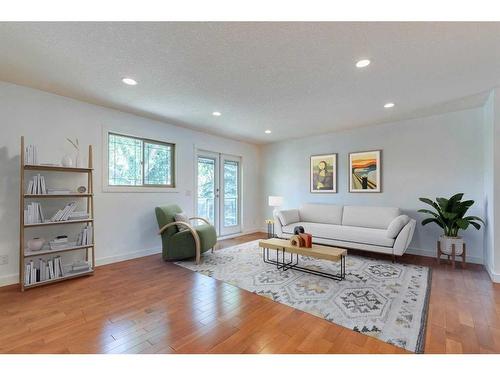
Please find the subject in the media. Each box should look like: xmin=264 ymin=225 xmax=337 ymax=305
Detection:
xmin=273 ymin=203 xmax=416 ymax=257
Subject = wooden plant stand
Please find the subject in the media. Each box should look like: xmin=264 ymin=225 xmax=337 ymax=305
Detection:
xmin=437 ymin=240 xmax=466 ymax=269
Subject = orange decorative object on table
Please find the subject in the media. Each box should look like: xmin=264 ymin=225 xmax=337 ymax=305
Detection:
xmin=299 ymin=233 xmax=313 ymax=248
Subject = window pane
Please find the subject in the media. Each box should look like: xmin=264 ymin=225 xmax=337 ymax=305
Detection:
xmin=223 ymin=160 xmax=238 ymax=227
xmin=108 ymin=133 xmax=143 ymax=186
xmin=197 ymin=157 xmax=215 ymax=224
xmin=144 ymin=141 xmax=172 ymax=185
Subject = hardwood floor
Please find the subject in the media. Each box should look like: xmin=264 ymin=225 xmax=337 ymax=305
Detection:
xmin=1 ymin=232 xmax=499 ymax=354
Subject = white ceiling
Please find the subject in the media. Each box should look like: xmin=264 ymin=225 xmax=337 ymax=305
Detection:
xmin=0 ymin=22 xmax=499 ymax=144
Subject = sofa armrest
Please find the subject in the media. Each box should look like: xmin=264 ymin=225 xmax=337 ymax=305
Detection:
xmin=392 ymin=219 xmax=416 ymax=256
xmin=273 ymin=210 xmax=285 ymax=238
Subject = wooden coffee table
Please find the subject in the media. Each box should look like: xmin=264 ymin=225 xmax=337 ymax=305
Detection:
xmin=258 ymin=238 xmax=347 ymax=281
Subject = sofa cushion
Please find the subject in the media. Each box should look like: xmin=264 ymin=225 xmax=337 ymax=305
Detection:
xmin=342 ymin=206 xmax=401 ymax=229
xmin=282 ymin=222 xmax=395 ymax=248
xmin=387 ymin=215 xmax=410 ymax=238
xmin=277 ymin=209 xmax=300 ymax=226
xmin=299 ymin=203 xmax=343 ymax=225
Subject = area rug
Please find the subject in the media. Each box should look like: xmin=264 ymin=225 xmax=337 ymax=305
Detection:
xmin=176 ymin=240 xmax=431 ymax=353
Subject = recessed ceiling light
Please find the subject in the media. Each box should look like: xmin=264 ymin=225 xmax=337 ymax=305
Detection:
xmin=384 ymin=102 xmax=395 ymax=108
xmin=265 ymin=130 xmax=272 ymax=134
xmin=355 ymin=59 xmax=371 ymax=68
xmin=122 ymin=77 xmax=137 ymax=86
xmin=212 ymin=111 xmax=221 ymax=117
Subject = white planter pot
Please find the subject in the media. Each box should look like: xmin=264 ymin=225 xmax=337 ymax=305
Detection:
xmin=439 ymin=235 xmax=464 ymax=256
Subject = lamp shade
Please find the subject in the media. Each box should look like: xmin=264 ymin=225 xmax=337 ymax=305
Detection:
xmin=268 ymin=196 xmax=283 ymax=207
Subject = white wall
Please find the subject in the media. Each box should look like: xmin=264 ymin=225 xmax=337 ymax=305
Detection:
xmin=483 ymin=92 xmax=496 ymax=279
xmin=261 ymin=108 xmax=486 ymax=263
xmin=483 ymin=88 xmax=500 ymax=281
xmin=0 ymin=81 xmax=262 ymax=286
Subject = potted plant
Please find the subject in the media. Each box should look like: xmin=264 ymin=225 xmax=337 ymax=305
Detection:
xmin=418 ymin=193 xmax=484 ymax=258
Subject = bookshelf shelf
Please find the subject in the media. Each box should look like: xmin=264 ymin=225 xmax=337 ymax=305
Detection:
xmin=24 ymin=164 xmax=93 ymax=173
xmin=24 ymin=219 xmax=93 ymax=228
xmin=19 ymin=136 xmax=95 ymax=291
xmin=24 ymin=269 xmax=94 ymax=289
xmin=24 ymin=244 xmax=95 ymax=257
xmin=24 ymin=193 xmax=93 ymax=198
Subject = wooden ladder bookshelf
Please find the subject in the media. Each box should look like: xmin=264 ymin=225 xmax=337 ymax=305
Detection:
xmin=19 ymin=136 xmax=96 ymax=291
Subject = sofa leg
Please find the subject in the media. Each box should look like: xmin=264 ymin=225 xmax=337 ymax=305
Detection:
xmin=392 ymin=254 xmax=396 ymax=263
xmin=211 ymin=247 xmax=214 ymax=253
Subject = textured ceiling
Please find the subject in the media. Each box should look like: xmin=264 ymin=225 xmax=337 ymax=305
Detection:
xmin=0 ymin=22 xmax=499 ymax=143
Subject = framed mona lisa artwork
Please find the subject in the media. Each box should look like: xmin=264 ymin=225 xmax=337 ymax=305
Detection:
xmin=310 ymin=153 xmax=337 ymax=193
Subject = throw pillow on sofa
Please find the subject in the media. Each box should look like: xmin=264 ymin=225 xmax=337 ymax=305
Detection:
xmin=386 ymin=215 xmax=410 ymax=238
xmin=277 ymin=209 xmax=300 ymax=226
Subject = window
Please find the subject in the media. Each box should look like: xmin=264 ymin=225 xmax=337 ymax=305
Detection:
xmin=108 ymin=132 xmax=175 ymax=187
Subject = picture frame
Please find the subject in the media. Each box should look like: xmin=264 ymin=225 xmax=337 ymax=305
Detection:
xmin=348 ymin=150 xmax=382 ymax=193
xmin=310 ymin=153 xmax=337 ymax=193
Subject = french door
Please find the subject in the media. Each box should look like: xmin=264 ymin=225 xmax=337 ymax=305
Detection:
xmin=196 ymin=151 xmax=241 ymax=237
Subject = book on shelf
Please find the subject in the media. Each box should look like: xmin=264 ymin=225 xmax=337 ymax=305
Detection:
xmin=49 ymin=202 xmax=78 ymax=222
xmin=49 ymin=241 xmax=77 ymax=251
xmin=24 ymin=202 xmax=44 ymax=224
xmin=24 ymin=144 xmax=38 ymax=165
xmin=25 ymin=174 xmax=47 ymax=195
xmin=71 ymin=260 xmax=90 ymax=272
xmin=76 ymin=223 xmax=93 ymax=246
xmin=47 ymin=188 xmax=72 ymax=195
xmin=69 ymin=211 xmax=89 ymax=220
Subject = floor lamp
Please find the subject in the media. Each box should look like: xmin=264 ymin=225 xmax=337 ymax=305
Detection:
xmin=267 ymin=196 xmax=283 ymax=238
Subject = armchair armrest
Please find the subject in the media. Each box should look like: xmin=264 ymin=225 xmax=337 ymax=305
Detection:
xmin=189 ymin=217 xmax=211 ymax=226
xmin=158 ymin=221 xmax=201 ymax=264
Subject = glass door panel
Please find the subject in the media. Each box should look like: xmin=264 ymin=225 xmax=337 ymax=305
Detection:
xmin=220 ymin=156 xmax=241 ymax=236
xmin=197 ymin=154 xmax=219 ymax=233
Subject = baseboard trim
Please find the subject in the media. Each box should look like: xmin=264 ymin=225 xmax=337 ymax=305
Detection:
xmin=217 ymin=228 xmax=261 ymax=241
xmin=485 ymin=263 xmax=500 ymax=283
xmin=405 ymin=247 xmax=484 ymax=265
xmin=95 ymin=247 xmax=161 ymax=267
xmin=0 ymin=273 xmax=19 ymax=287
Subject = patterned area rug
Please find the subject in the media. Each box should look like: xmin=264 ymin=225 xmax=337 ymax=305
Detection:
xmin=176 ymin=240 xmax=431 ymax=353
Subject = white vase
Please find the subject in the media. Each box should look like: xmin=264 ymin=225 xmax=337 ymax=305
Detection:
xmin=61 ymin=154 xmax=73 ymax=167
xmin=439 ymin=235 xmax=464 ymax=256
xmin=27 ymin=238 xmax=45 ymax=251
xmin=75 ymin=152 xmax=83 ymax=168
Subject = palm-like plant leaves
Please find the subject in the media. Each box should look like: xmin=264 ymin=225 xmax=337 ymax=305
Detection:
xmin=418 ymin=194 xmax=484 ymax=237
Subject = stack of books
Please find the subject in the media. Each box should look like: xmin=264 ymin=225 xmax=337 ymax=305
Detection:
xmin=26 ymin=174 xmax=47 ymax=195
xmin=69 ymin=211 xmax=90 ymax=220
xmin=49 ymin=236 xmax=77 ymax=250
xmin=47 ymin=188 xmax=71 ymax=195
xmin=24 ymin=256 xmax=64 ymax=286
xmin=49 ymin=202 xmax=77 ymax=222
xmin=24 ymin=202 xmax=44 ymax=224
xmin=24 ymin=144 xmax=38 ymax=165
xmin=70 ymin=260 xmax=91 ymax=273
xmin=76 ymin=223 xmax=93 ymax=246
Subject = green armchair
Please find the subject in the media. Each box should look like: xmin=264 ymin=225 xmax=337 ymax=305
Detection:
xmin=155 ymin=204 xmax=217 ymax=264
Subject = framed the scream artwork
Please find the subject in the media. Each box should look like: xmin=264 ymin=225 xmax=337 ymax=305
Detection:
xmin=348 ymin=150 xmax=382 ymax=193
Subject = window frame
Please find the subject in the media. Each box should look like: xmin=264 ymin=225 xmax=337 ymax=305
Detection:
xmin=103 ymin=129 xmax=178 ymax=193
